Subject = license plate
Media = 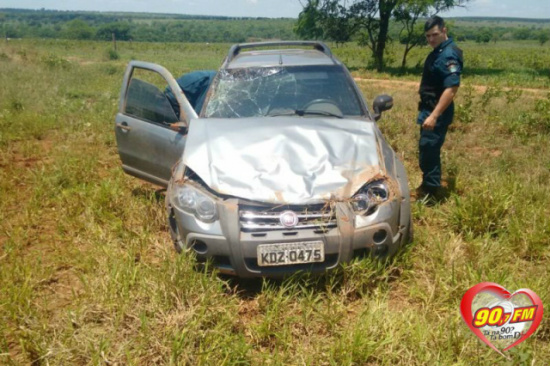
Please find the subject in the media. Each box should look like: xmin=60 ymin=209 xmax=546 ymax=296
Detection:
xmin=257 ymin=241 xmax=324 ymax=267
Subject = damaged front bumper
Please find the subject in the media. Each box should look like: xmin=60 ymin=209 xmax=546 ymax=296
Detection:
xmin=168 ymin=196 xmax=405 ymax=278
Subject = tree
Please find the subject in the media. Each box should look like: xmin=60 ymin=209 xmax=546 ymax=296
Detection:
xmin=513 ymin=27 xmax=531 ymax=41
xmin=538 ymin=30 xmax=549 ymax=46
xmin=394 ymin=0 xmax=469 ymax=69
xmin=1 ymin=24 xmax=19 ymax=38
xmin=295 ymin=0 xmax=324 ymax=39
xmin=320 ymin=0 xmax=354 ymax=45
xmin=294 ymin=0 xmax=399 ymax=71
xmin=64 ymin=19 xmax=94 ymax=40
xmin=96 ymin=22 xmax=131 ymax=41
xmin=350 ymin=0 xmax=399 ymax=71
xmin=295 ymin=0 xmax=470 ymax=72
xmin=475 ymin=28 xmax=492 ymax=43
xmin=295 ymin=0 xmax=353 ymax=45
xmin=394 ymin=0 xmax=429 ymax=69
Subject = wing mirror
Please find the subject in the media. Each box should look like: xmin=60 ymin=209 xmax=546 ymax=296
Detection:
xmin=373 ymin=94 xmax=393 ymax=121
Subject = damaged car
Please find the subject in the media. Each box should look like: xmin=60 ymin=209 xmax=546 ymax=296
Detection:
xmin=115 ymin=41 xmax=412 ymax=278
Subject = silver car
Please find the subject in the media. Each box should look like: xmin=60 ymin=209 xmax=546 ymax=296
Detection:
xmin=115 ymin=41 xmax=412 ymax=278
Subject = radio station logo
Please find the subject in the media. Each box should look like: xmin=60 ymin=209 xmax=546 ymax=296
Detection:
xmin=460 ymin=282 xmax=543 ymax=356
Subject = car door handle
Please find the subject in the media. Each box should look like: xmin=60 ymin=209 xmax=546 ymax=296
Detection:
xmin=116 ymin=122 xmax=131 ymax=131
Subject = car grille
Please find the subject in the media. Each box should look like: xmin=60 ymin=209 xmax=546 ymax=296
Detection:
xmin=239 ymin=204 xmax=337 ymax=233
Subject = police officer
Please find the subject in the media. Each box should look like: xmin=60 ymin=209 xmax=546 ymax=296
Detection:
xmin=166 ymin=70 xmax=217 ymax=116
xmin=417 ymin=16 xmax=463 ymax=199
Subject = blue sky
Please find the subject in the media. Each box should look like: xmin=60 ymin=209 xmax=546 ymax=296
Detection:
xmin=0 ymin=0 xmax=549 ymax=19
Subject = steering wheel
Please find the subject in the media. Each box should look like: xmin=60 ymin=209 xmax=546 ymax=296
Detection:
xmin=301 ymin=99 xmax=340 ymax=110
xmin=300 ymin=99 xmax=344 ymax=117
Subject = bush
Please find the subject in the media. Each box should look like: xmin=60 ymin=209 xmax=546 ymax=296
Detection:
xmin=456 ymin=84 xmax=475 ymax=123
xmin=107 ymin=49 xmax=120 ymax=60
xmin=41 ymin=53 xmax=71 ymax=69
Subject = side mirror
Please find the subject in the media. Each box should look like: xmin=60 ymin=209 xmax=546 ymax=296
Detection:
xmin=373 ymin=94 xmax=393 ymax=121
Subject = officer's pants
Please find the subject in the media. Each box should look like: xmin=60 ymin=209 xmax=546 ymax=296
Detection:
xmin=419 ymin=123 xmax=448 ymax=188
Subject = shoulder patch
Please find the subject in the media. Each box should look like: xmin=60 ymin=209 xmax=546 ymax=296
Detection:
xmin=447 ymin=59 xmax=459 ymax=73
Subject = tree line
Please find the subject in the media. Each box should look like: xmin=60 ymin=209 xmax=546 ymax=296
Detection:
xmin=1 ymin=7 xmax=548 ymax=69
xmin=456 ymin=25 xmax=549 ymax=45
xmin=0 ymin=9 xmax=295 ymax=43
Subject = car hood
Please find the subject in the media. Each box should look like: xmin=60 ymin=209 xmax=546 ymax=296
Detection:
xmin=182 ymin=117 xmax=383 ymax=204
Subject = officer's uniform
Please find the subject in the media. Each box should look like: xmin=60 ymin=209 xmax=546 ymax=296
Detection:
xmin=166 ymin=70 xmax=217 ymax=116
xmin=417 ymin=37 xmax=463 ymax=189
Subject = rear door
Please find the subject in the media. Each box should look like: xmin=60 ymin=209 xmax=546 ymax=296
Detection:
xmin=115 ymin=61 xmax=198 ymax=187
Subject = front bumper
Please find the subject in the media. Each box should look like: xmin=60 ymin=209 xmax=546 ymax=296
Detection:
xmin=170 ymin=198 xmax=405 ymax=278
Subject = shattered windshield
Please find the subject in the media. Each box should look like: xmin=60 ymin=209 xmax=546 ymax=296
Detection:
xmin=204 ymin=65 xmax=364 ymax=118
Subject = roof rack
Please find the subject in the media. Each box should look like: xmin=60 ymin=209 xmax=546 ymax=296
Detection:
xmin=224 ymin=41 xmax=333 ymax=65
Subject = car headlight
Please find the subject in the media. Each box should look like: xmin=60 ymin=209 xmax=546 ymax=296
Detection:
xmin=351 ymin=180 xmax=389 ymax=215
xmin=172 ymin=184 xmax=218 ymax=223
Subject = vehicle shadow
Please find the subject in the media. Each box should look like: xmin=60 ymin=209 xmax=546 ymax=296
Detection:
xmin=131 ymin=186 xmax=166 ymax=203
xmin=217 ymin=253 xmax=408 ymax=301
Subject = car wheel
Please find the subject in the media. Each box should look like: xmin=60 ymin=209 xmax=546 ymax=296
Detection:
xmin=399 ymin=215 xmax=414 ymax=248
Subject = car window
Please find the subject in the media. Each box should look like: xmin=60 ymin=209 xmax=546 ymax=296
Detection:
xmin=204 ymin=65 xmax=364 ymax=118
xmin=124 ymin=69 xmax=179 ymax=125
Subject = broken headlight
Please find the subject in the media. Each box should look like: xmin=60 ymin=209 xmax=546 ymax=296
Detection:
xmin=171 ymin=184 xmax=218 ymax=223
xmin=351 ymin=180 xmax=389 ymax=215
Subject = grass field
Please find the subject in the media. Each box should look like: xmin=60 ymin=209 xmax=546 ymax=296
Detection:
xmin=1 ymin=38 xmax=549 ymax=365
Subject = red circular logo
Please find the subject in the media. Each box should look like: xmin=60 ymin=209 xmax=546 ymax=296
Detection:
xmin=279 ymin=211 xmax=299 ymax=228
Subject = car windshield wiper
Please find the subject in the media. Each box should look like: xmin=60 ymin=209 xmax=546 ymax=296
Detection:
xmin=268 ymin=109 xmax=344 ymax=119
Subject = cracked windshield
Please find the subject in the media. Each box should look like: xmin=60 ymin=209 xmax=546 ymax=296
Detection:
xmin=204 ymin=66 xmax=364 ymax=118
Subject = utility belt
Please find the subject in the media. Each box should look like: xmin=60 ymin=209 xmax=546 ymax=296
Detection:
xmin=418 ymin=91 xmax=440 ymax=111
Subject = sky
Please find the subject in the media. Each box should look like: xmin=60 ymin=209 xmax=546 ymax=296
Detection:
xmin=0 ymin=0 xmax=549 ymax=19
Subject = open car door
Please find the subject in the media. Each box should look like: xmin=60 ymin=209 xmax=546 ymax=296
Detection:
xmin=115 ymin=61 xmax=198 ymax=187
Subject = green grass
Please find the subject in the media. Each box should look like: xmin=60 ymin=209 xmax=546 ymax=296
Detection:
xmin=342 ymin=40 xmax=550 ymax=89
xmin=0 ymin=39 xmax=549 ymax=365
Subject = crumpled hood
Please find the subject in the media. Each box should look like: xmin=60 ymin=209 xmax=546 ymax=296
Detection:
xmin=182 ymin=117 xmax=383 ymax=204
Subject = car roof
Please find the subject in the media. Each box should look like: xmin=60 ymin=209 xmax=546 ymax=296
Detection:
xmin=222 ymin=41 xmax=341 ymax=69
xmin=226 ymin=49 xmax=339 ymax=69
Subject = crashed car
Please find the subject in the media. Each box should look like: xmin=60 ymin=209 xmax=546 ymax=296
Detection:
xmin=115 ymin=41 xmax=412 ymax=278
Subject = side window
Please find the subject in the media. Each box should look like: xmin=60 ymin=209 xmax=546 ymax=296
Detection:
xmin=124 ymin=68 xmax=179 ymax=125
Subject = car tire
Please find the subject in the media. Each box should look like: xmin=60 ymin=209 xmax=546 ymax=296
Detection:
xmin=400 ymin=215 xmax=414 ymax=248
xmin=407 ymin=216 xmax=414 ymax=244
